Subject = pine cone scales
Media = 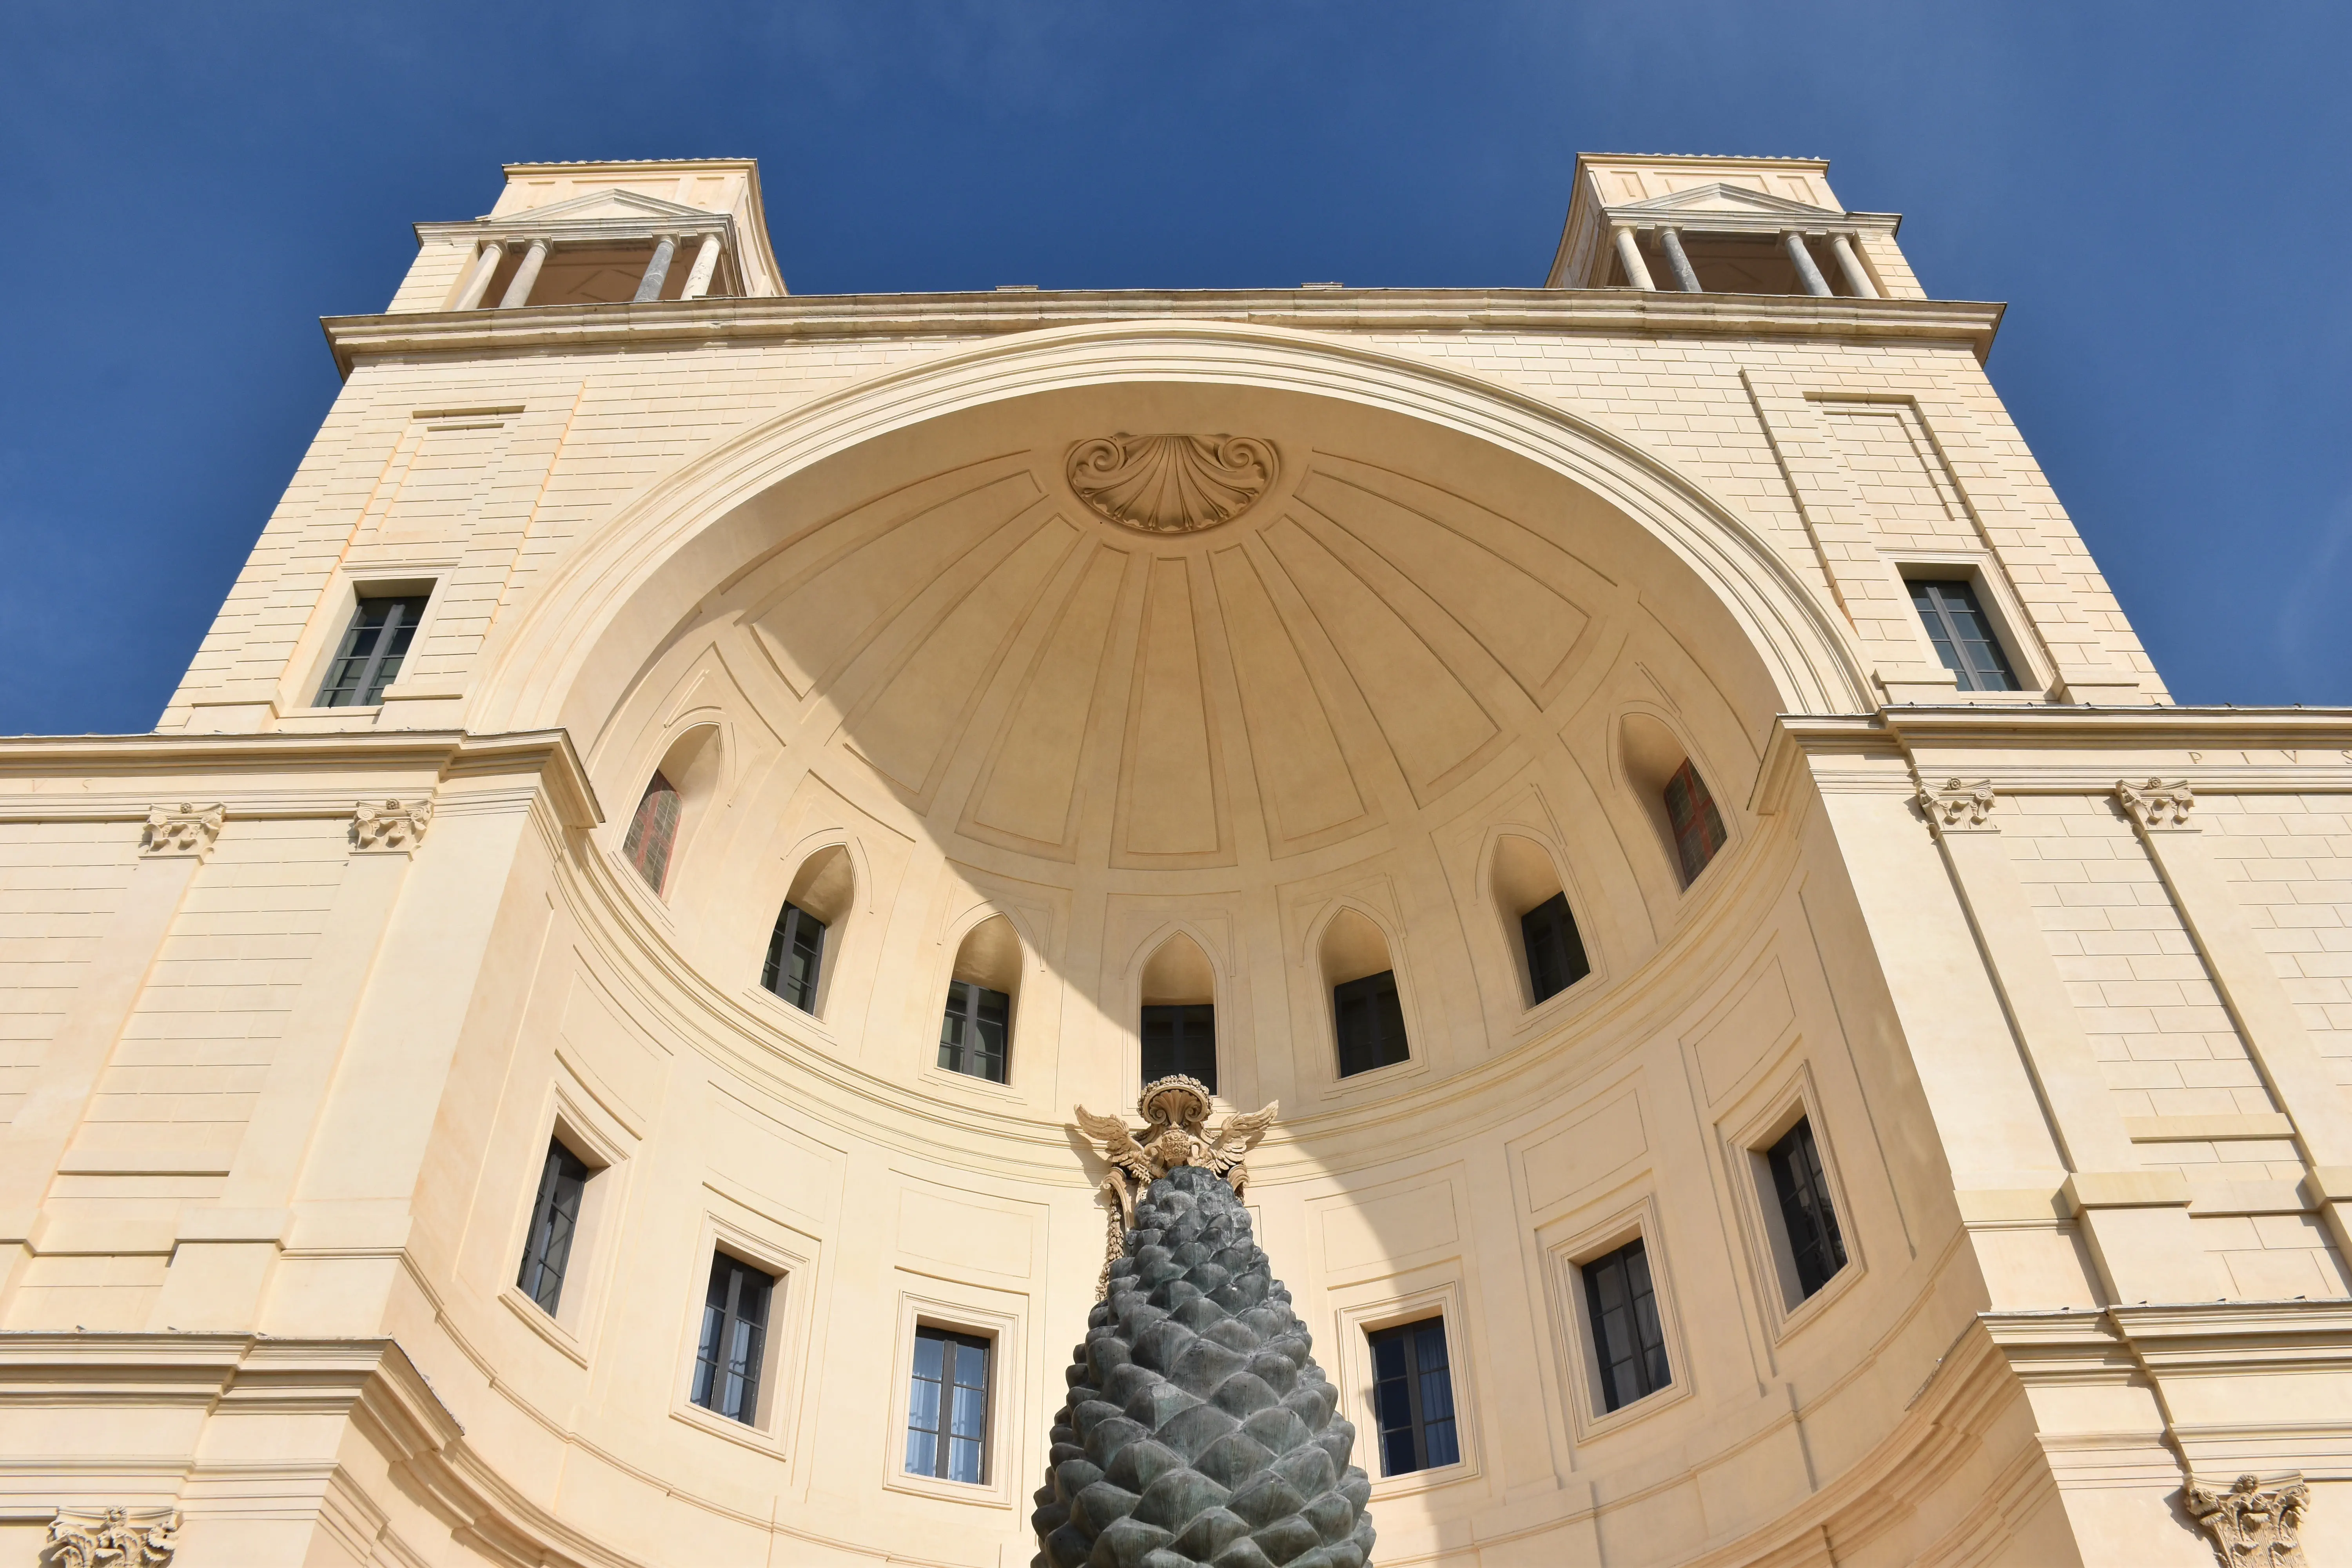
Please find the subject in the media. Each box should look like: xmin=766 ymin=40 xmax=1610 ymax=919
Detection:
xmin=1034 ymin=1165 xmax=1376 ymax=1568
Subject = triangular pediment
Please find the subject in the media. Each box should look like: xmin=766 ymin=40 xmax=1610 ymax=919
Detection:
xmin=493 ymin=188 xmax=714 ymax=225
xmin=1607 ymin=182 xmax=1843 ymax=221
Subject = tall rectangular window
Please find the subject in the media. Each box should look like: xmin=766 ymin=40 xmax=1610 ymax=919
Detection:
xmin=1662 ymin=761 xmax=1728 ymax=886
xmin=1583 ymin=1237 xmax=1671 ymax=1413
xmin=1907 ymin=578 xmax=2021 ymax=692
xmin=1368 ymin=1316 xmax=1459 ymax=1476
xmin=315 ymin=592 xmax=429 ymax=707
xmin=1333 ymin=970 xmax=1410 ymax=1078
xmin=906 ymin=1326 xmax=991 ymax=1484
xmin=1519 ymin=892 xmax=1590 ymax=1004
xmin=516 ymin=1138 xmax=589 ymax=1316
xmin=1141 ymin=1003 xmax=1216 ymax=1092
xmin=939 ymin=981 xmax=1010 ymax=1083
xmin=762 ymin=901 xmax=827 ymax=1013
xmin=691 ymin=1252 xmax=774 ymax=1426
xmin=1766 ymin=1118 xmax=1848 ymax=1300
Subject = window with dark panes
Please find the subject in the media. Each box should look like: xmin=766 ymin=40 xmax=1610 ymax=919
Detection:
xmin=1333 ymin=969 xmax=1409 ymax=1078
xmin=762 ymin=900 xmax=827 ymax=1013
xmin=315 ymin=593 xmax=429 ymax=707
xmin=1519 ymin=891 xmax=1590 ymax=1004
xmin=621 ymin=772 xmax=681 ymax=894
xmin=1662 ymin=760 xmax=1728 ymax=886
xmin=515 ymin=1138 xmax=588 ymax=1315
xmin=1141 ymin=1003 xmax=1216 ymax=1092
xmin=690 ymin=1252 xmax=774 ymax=1425
xmin=1368 ymin=1316 xmax=1460 ymax=1475
xmin=1907 ymin=578 xmax=2022 ymax=692
xmin=1766 ymin=1117 xmax=1848 ymax=1300
xmin=1583 ymin=1237 xmax=1671 ymax=1412
xmin=939 ymin=980 xmax=1010 ymax=1083
xmin=906 ymin=1326 xmax=991 ymax=1483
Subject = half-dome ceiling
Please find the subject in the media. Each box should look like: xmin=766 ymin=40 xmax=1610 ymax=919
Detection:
xmin=615 ymin=383 xmax=1771 ymax=880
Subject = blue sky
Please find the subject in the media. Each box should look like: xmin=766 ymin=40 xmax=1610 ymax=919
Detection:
xmin=2 ymin=2 xmax=2346 ymax=734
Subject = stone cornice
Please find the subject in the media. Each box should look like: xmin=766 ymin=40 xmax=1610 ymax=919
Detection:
xmin=0 ymin=728 xmax=603 ymax=829
xmin=320 ymin=287 xmax=2007 ymax=378
xmin=1758 ymin=706 xmax=2352 ymax=813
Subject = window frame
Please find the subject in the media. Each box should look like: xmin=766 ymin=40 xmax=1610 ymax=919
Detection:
xmin=1661 ymin=760 xmax=1729 ymax=888
xmin=762 ymin=899 xmax=828 ymax=1014
xmin=497 ymin=1088 xmax=628 ymax=1364
xmin=1905 ymin=574 xmax=2022 ymax=693
xmin=1366 ymin=1315 xmax=1461 ymax=1479
xmin=1332 ymin=968 xmax=1411 ymax=1080
xmin=312 ymin=587 xmax=435 ymax=710
xmin=882 ymin=1286 xmax=1025 ymax=1508
xmin=690 ymin=1249 xmax=778 ymax=1429
xmin=938 ymin=978 xmax=1013 ymax=1084
xmin=1326 ymin=1273 xmax=1482 ymax=1499
xmin=515 ymin=1136 xmax=591 ymax=1318
xmin=1517 ymin=890 xmax=1592 ymax=1006
xmin=669 ymin=1189 xmax=816 ymax=1461
xmin=1721 ymin=1065 xmax=1866 ymax=1338
xmin=620 ymin=771 xmax=683 ymax=896
xmin=1545 ymin=1195 xmax=1694 ymax=1441
xmin=904 ymin=1324 xmax=995 ymax=1485
xmin=1889 ymin=554 xmax=2046 ymax=699
xmin=1581 ymin=1236 xmax=1672 ymax=1414
xmin=1140 ymin=1002 xmax=1217 ymax=1092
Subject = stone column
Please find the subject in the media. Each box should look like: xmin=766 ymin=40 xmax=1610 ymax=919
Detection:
xmin=632 ymin=234 xmax=679 ymax=303
xmin=1782 ymin=230 xmax=1833 ymax=297
xmin=450 ymin=239 xmax=505 ymax=310
xmin=1656 ymin=226 xmax=1703 ymax=292
xmin=680 ymin=232 xmax=725 ymax=300
xmin=1829 ymin=233 xmax=1879 ymax=298
xmin=496 ymin=237 xmax=550 ymax=308
xmin=1612 ymin=225 xmax=1656 ymax=291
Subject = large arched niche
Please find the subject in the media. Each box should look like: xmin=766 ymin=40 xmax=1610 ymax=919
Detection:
xmin=504 ymin=328 xmax=1870 ymax=1136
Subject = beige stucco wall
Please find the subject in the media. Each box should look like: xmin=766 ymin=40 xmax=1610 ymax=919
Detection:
xmin=0 ymin=158 xmax=2344 ymax=1568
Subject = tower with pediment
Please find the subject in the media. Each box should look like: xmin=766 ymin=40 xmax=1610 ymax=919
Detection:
xmin=0 ymin=154 xmax=2344 ymax=1568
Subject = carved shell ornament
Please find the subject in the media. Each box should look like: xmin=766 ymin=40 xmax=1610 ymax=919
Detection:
xmin=1065 ymin=433 xmax=1278 ymax=534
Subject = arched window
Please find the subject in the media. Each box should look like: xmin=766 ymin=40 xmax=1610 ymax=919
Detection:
xmin=1321 ymin=909 xmax=1408 ymax=1079
xmin=1139 ymin=931 xmax=1217 ymax=1092
xmin=1620 ymin=713 xmax=1729 ymax=888
xmin=940 ymin=915 xmax=1021 ymax=1084
xmin=764 ymin=845 xmax=854 ymax=1015
xmin=621 ymin=772 xmax=682 ymax=893
xmin=1492 ymin=835 xmax=1589 ymax=1006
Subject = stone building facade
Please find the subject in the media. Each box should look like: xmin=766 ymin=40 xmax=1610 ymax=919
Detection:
xmin=0 ymin=154 xmax=2344 ymax=1567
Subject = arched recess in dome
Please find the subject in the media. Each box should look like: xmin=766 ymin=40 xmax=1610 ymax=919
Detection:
xmin=465 ymin=321 xmax=1871 ymax=744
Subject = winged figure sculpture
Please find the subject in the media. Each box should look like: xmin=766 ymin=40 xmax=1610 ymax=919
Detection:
xmin=1072 ymin=1075 xmax=1278 ymax=1296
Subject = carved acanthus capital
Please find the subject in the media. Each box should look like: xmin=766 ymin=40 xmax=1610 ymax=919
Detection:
xmin=1066 ymin=434 xmax=1278 ymax=534
xmin=141 ymin=804 xmax=225 ymax=859
xmin=46 ymin=1507 xmax=180 ymax=1567
xmin=351 ymin=798 xmax=434 ymax=853
xmin=1917 ymin=777 xmax=1998 ymax=835
xmin=2184 ymin=1473 xmax=2308 ymax=1567
xmin=2117 ymin=777 xmax=2196 ymax=832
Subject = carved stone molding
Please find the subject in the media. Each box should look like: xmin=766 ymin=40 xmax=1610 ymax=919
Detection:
xmin=140 ymin=804 xmax=225 ymax=859
xmin=46 ymin=1507 xmax=180 ymax=1567
xmin=2183 ymin=1473 xmax=2308 ymax=1567
xmin=1065 ymin=433 xmax=1278 ymax=534
xmin=2118 ymin=777 xmax=2197 ymax=832
xmin=352 ymin=797 xmax=434 ymax=854
xmin=1917 ymin=777 xmax=1998 ymax=835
